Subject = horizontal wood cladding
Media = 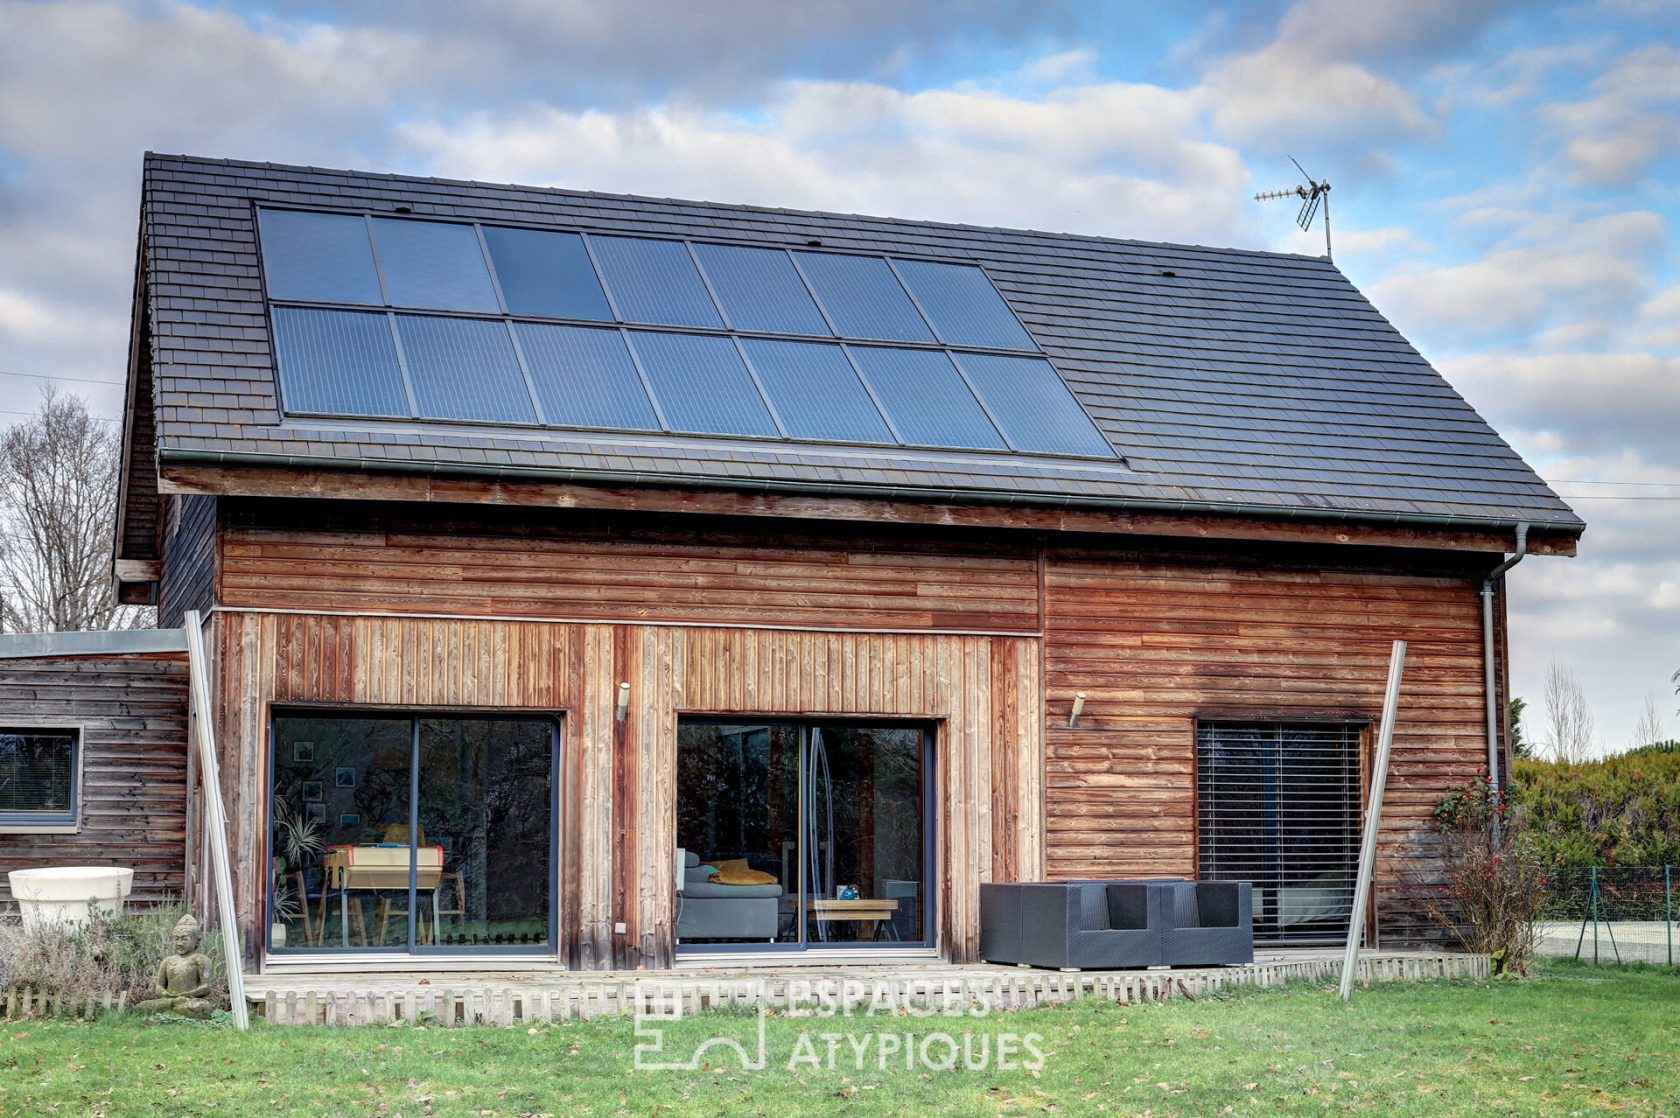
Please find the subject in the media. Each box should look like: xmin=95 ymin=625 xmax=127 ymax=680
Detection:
xmin=216 ymin=504 xmax=1040 ymax=634
xmin=212 ymin=612 xmax=1042 ymax=969
xmin=1042 ymin=553 xmax=1488 ymax=941
xmin=0 ymin=655 xmax=190 ymax=908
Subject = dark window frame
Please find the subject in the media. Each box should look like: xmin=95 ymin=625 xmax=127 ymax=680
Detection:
xmin=265 ymin=706 xmax=563 ymax=958
xmin=674 ymin=715 xmax=938 ymax=957
xmin=0 ymin=724 xmax=82 ymax=832
xmin=1194 ymin=718 xmax=1368 ymax=946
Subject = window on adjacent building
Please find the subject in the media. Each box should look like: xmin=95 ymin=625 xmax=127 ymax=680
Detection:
xmin=0 ymin=727 xmax=80 ymax=830
xmin=1196 ymin=721 xmax=1362 ymax=945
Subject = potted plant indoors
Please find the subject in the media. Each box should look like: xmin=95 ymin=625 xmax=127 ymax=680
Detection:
xmin=270 ymin=798 xmax=324 ymax=947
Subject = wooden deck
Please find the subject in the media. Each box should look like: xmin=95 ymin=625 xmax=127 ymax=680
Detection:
xmin=244 ymin=949 xmax=1490 ymax=1026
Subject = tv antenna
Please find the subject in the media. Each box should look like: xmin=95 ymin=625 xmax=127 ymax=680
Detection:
xmin=1255 ymin=157 xmax=1332 ymax=260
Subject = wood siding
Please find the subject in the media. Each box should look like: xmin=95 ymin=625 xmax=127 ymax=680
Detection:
xmin=217 ymin=509 xmax=1039 ymax=633
xmin=190 ymin=500 xmax=1501 ymax=964
xmin=211 ymin=612 xmax=1042 ymax=969
xmin=1042 ymin=550 xmax=1489 ymax=941
xmin=0 ymin=654 xmax=190 ymax=908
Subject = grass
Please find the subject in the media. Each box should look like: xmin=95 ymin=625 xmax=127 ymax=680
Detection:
xmin=2 ymin=961 xmax=1677 ymax=1116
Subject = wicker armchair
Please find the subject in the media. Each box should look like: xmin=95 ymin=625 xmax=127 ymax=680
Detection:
xmin=1158 ymin=881 xmax=1253 ymax=966
xmin=981 ymin=882 xmax=1163 ymax=969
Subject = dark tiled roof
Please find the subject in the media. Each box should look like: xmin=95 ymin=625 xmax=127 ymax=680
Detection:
xmin=132 ymin=153 xmax=1582 ymax=533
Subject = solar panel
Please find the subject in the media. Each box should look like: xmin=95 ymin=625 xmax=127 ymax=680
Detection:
xmin=482 ymin=227 xmax=612 ymax=320
xmin=692 ymin=244 xmax=831 ymax=335
xmin=514 ymin=323 xmax=660 ymax=431
xmin=590 ymin=236 xmax=723 ymax=328
xmin=259 ymin=211 xmax=382 ymax=305
xmin=792 ymin=252 xmax=934 ymax=342
xmin=259 ymin=209 xmax=1125 ymax=461
xmin=954 ymin=354 xmax=1113 ymax=457
xmin=740 ymin=339 xmax=894 ymax=444
xmin=893 ymin=259 xmax=1035 ymax=350
xmin=395 ymin=315 xmax=536 ymax=424
xmin=627 ymin=332 xmax=778 ymax=437
xmin=371 ymin=219 xmax=500 ymax=312
xmin=271 ymin=307 xmax=410 ymax=417
xmin=848 ymin=347 xmax=1006 ymax=449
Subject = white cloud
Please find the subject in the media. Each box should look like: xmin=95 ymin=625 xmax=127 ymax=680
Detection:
xmin=397 ymin=79 xmax=1254 ymax=246
xmin=1370 ymin=210 xmax=1664 ymax=349
xmin=1018 ymin=49 xmax=1098 ymax=84
xmin=1544 ymin=45 xmax=1680 ymax=186
xmin=1190 ymin=0 xmax=1518 ymax=156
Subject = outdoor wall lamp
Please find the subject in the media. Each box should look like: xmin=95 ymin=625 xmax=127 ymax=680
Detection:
xmin=1068 ymin=691 xmax=1087 ymax=729
xmin=616 ymin=681 xmax=631 ymax=723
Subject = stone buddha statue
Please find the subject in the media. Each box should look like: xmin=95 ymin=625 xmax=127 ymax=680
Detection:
xmin=136 ymin=913 xmax=217 ymax=1018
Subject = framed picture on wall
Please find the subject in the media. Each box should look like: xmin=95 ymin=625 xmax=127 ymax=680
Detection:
xmin=339 ymin=812 xmax=361 ymax=828
xmin=301 ymin=780 xmax=323 ymax=800
xmin=305 ymin=802 xmax=326 ymax=824
xmin=292 ymin=741 xmax=315 ymax=764
xmin=334 ymin=767 xmax=356 ymax=789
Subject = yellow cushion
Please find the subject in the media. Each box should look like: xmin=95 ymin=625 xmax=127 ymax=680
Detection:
xmin=708 ymin=859 xmax=778 ymax=886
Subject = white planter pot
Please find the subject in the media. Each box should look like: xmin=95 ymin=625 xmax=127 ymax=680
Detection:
xmin=272 ymin=922 xmax=287 ymax=947
xmin=7 ymin=866 xmax=135 ymax=932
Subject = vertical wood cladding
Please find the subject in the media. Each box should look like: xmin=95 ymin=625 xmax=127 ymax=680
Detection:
xmin=159 ymin=494 xmax=218 ymax=628
xmin=1042 ymin=550 xmax=1489 ymax=941
xmin=211 ymin=612 xmax=1042 ymax=969
xmin=0 ymin=655 xmax=190 ymax=908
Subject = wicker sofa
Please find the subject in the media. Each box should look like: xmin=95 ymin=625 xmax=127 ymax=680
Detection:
xmin=980 ymin=880 xmax=1253 ymax=969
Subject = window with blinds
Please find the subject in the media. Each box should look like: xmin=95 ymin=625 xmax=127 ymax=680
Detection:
xmin=1196 ymin=721 xmax=1362 ymax=945
xmin=0 ymin=727 xmax=79 ymax=829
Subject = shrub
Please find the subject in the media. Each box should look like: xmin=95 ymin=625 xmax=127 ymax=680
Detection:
xmin=0 ymin=901 xmax=229 ymax=1013
xmin=1512 ymin=751 xmax=1680 ymax=866
xmin=1423 ymin=772 xmax=1547 ymax=976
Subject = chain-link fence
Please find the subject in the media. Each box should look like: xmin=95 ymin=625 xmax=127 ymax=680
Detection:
xmin=1537 ymin=865 xmax=1677 ymax=965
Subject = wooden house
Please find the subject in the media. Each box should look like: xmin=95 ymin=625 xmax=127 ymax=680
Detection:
xmin=10 ymin=154 xmax=1583 ymax=975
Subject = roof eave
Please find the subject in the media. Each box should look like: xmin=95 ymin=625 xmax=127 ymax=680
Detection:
xmin=155 ymin=445 xmax=1586 ymax=548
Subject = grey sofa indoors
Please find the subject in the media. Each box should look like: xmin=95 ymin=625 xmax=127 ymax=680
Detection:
xmin=676 ymin=851 xmax=781 ymax=942
xmin=981 ymin=879 xmax=1253 ymax=969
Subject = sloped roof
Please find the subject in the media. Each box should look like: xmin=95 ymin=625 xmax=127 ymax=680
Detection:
xmin=127 ymin=153 xmax=1582 ymax=536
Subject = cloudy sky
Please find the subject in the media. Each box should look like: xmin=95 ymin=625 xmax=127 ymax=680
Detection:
xmin=1 ymin=0 xmax=1675 ymax=752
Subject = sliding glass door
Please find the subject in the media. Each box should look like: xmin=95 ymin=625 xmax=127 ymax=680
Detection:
xmin=675 ymin=719 xmax=931 ymax=952
xmin=270 ymin=712 xmax=556 ymax=953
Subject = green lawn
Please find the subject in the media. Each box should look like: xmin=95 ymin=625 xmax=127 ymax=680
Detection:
xmin=2 ymin=961 xmax=1676 ymax=1116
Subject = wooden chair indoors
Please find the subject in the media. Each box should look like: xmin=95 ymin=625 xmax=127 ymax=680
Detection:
xmin=291 ymin=868 xmax=317 ymax=946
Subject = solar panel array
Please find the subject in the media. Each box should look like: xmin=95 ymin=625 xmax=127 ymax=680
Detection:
xmin=258 ymin=208 xmax=1114 ymax=458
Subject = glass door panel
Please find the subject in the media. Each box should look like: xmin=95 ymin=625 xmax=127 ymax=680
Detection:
xmin=804 ymin=726 xmax=925 ymax=945
xmin=272 ymin=716 xmax=412 ymax=950
xmin=675 ymin=722 xmax=800 ymax=944
xmin=675 ymin=719 xmax=929 ymax=952
xmin=270 ymin=712 xmax=556 ymax=953
xmin=417 ymin=718 xmax=554 ymax=948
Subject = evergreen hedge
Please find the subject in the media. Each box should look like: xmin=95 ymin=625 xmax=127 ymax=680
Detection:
xmin=1512 ymin=750 xmax=1680 ymax=867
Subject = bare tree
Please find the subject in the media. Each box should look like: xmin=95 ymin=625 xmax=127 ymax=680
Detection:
xmin=1632 ymin=692 xmax=1666 ymax=751
xmin=0 ymin=388 xmax=147 ymax=633
xmin=1541 ymin=657 xmax=1595 ymax=763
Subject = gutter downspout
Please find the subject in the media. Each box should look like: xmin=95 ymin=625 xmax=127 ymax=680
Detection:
xmin=1482 ymin=523 xmax=1529 ymax=799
